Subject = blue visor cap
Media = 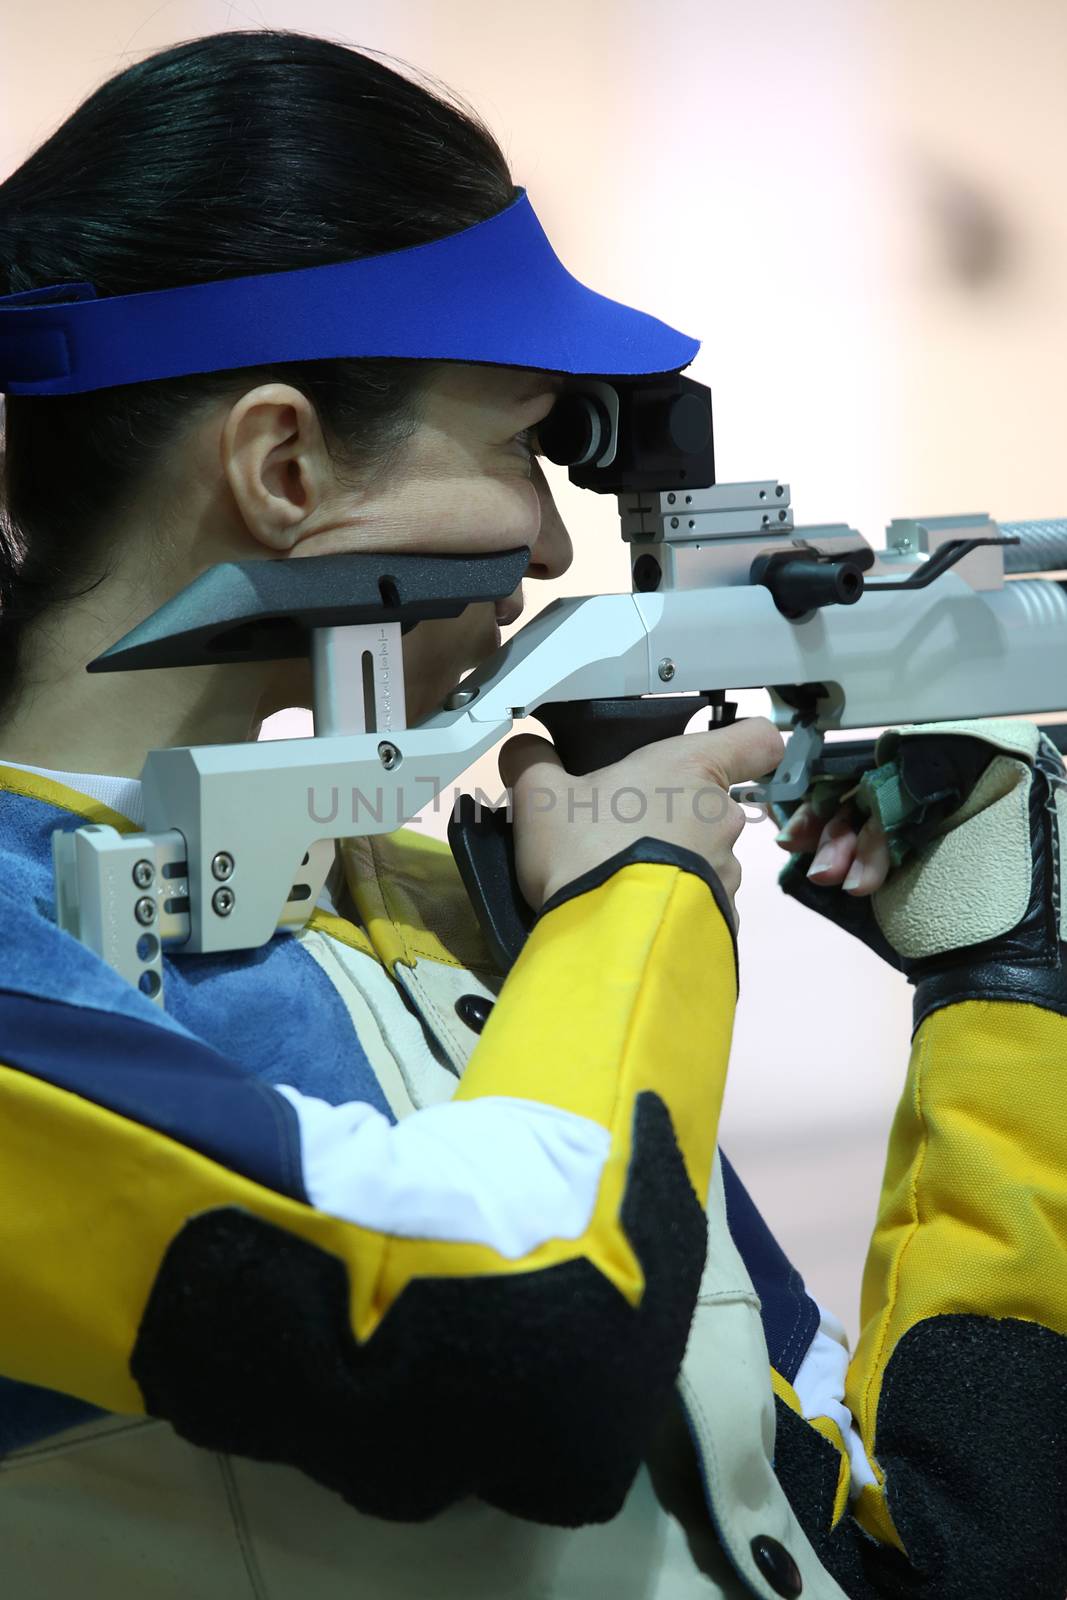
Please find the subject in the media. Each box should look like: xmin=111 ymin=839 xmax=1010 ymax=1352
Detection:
xmin=0 ymin=188 xmax=700 ymax=397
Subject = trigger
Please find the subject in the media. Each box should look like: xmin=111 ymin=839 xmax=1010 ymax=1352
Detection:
xmin=730 ymin=719 xmax=825 ymax=810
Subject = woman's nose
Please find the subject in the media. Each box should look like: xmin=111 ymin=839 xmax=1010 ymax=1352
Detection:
xmin=526 ymin=460 xmax=573 ymax=581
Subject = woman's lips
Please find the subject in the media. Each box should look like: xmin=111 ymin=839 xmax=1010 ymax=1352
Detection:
xmin=494 ymin=591 xmax=525 ymax=627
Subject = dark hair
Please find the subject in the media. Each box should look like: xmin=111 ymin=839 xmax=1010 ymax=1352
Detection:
xmin=0 ymin=29 xmax=515 ymax=718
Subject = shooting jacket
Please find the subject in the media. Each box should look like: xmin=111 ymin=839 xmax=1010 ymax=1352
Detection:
xmin=0 ymin=761 xmax=1063 ymax=1600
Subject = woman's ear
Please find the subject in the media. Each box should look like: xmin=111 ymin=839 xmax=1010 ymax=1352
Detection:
xmin=220 ymin=383 xmax=333 ymax=553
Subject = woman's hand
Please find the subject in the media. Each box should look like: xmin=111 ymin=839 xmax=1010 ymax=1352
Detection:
xmin=499 ymin=716 xmax=786 ymax=926
xmin=772 ymin=723 xmax=1067 ymax=1023
xmin=774 ymin=801 xmax=891 ymax=894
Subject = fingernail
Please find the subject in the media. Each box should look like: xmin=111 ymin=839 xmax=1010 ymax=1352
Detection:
xmin=843 ymin=863 xmax=864 ymax=892
xmin=776 ymin=809 xmax=807 ymax=839
xmin=775 ymin=829 xmax=796 ymax=846
xmin=806 ymin=847 xmax=835 ymax=877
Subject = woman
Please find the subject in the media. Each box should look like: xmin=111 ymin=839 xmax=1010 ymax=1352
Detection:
xmin=0 ymin=29 xmax=1063 ymax=1600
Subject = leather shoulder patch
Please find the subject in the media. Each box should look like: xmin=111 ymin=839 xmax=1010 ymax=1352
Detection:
xmin=340 ymin=829 xmax=500 ymax=978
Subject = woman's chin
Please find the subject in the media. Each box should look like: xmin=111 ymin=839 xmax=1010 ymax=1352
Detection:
xmin=467 ymin=618 xmax=504 ymax=664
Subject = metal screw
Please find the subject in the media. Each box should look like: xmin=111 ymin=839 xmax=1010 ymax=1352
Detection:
xmin=379 ymin=741 xmax=401 ymax=770
xmin=670 ymin=517 xmax=679 ymax=529
xmin=212 ymin=886 xmax=235 ymax=917
xmin=658 ymin=657 xmax=676 ymax=682
xmin=895 ymin=536 xmax=913 ymax=552
xmin=132 ymin=859 xmax=154 ymax=889
xmin=667 ymin=492 xmax=677 ymax=505
xmin=134 ymin=896 xmax=156 ymax=926
xmin=443 ymin=687 xmax=478 ymax=710
xmin=211 ymin=851 xmax=235 ymax=881
xmin=778 ymin=510 xmax=788 ymax=522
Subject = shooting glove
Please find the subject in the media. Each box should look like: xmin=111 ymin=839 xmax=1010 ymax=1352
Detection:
xmin=773 ymin=719 xmax=1067 ymax=1031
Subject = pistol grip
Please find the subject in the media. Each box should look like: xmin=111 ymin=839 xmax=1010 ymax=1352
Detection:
xmin=447 ymin=795 xmax=536 ymax=974
xmin=448 ymin=693 xmax=727 ymax=974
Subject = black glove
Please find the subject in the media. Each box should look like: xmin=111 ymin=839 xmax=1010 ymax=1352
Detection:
xmin=773 ymin=719 xmax=1067 ymax=1032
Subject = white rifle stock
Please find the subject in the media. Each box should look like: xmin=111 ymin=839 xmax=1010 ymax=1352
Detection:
xmin=50 ymin=372 xmax=1067 ymax=997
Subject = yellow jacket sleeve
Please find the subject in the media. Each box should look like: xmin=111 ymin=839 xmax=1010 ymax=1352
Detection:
xmin=767 ymin=726 xmax=1067 ymax=1600
xmin=843 ymin=998 xmax=1067 ymax=1588
xmin=0 ymin=837 xmax=739 ymax=1526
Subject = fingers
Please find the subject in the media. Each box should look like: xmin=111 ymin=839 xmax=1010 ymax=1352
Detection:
xmin=685 ymin=716 xmax=787 ymax=792
xmin=498 ymin=733 xmax=563 ymax=792
xmin=721 ymin=855 xmax=742 ymax=899
xmin=801 ymin=807 xmax=890 ymax=894
xmin=804 ymin=807 xmax=857 ymax=884
xmin=725 ymin=800 xmax=747 ymax=846
xmin=774 ymin=801 xmax=823 ymax=855
xmin=501 ymin=717 xmax=785 ymax=795
xmin=841 ymin=816 xmax=891 ymax=895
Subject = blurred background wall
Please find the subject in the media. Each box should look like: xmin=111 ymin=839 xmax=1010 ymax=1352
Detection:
xmin=2 ymin=0 xmax=1065 ymax=1340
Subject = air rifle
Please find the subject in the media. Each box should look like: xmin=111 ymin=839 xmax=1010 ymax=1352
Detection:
xmin=51 ymin=373 xmax=1067 ymax=999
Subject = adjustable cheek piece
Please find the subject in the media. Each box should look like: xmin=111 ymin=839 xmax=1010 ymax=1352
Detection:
xmin=3 ymin=186 xmax=1067 ymax=1000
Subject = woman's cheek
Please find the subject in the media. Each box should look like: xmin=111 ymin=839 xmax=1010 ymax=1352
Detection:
xmin=395 ymin=470 xmax=542 ymax=555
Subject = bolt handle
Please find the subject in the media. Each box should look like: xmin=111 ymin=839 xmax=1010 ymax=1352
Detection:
xmin=448 ymin=692 xmax=729 ymax=972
